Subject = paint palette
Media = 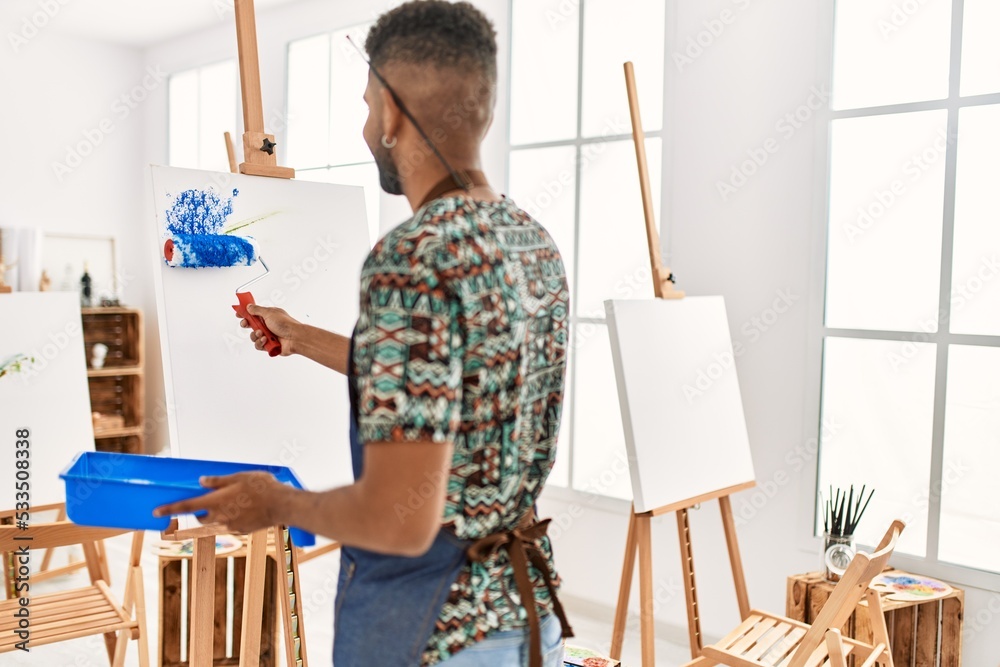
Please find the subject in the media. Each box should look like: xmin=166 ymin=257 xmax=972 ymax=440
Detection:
xmin=154 ymin=534 xmax=243 ymax=558
xmin=872 ymin=571 xmax=953 ymax=601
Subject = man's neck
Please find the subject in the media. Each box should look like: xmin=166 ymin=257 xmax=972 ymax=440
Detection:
xmin=401 ymin=157 xmax=491 ymax=211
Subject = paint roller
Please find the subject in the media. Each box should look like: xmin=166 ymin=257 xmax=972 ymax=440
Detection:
xmin=162 ymin=233 xmax=282 ymax=357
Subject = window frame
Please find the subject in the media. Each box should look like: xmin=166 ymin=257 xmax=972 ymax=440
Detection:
xmin=807 ymin=0 xmax=1000 ymax=592
xmin=166 ymin=58 xmax=240 ymax=172
xmin=504 ymin=0 xmax=672 ymax=499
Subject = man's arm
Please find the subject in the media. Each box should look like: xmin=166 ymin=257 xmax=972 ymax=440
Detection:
xmin=240 ymin=304 xmax=351 ymax=375
xmin=154 ymin=439 xmax=452 ymax=557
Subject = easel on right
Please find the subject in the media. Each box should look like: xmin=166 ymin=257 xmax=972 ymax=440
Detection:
xmin=605 ymin=62 xmax=758 ymax=666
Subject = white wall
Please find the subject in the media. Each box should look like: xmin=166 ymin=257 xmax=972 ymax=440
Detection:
xmin=540 ymin=1 xmax=1000 ymax=665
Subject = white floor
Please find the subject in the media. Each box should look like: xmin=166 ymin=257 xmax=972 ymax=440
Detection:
xmin=7 ymin=531 xmax=690 ymax=666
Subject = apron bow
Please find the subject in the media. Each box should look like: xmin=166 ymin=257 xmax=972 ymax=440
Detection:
xmin=466 ymin=515 xmax=574 ymax=667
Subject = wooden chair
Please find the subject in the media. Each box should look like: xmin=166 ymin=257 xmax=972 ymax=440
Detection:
xmin=2 ymin=503 xmax=110 ymax=596
xmin=0 ymin=520 xmax=150 ymax=666
xmin=685 ymin=519 xmax=905 ymax=667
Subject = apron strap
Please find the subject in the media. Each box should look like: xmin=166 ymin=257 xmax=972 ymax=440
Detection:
xmin=465 ymin=515 xmax=574 ymax=667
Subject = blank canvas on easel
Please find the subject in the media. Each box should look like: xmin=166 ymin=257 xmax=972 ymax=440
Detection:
xmin=605 ymin=297 xmax=755 ymax=513
xmin=0 ymin=292 xmax=94 ymax=508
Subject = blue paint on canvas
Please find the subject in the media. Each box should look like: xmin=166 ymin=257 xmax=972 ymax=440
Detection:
xmin=165 ymin=188 xmax=240 ymax=235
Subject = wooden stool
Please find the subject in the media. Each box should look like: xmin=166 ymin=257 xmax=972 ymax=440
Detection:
xmin=786 ymin=570 xmax=963 ymax=666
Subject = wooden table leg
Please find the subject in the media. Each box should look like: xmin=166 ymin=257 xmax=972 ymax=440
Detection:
xmin=189 ymin=536 xmax=216 ymax=667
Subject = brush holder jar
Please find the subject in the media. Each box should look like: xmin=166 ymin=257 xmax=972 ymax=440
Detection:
xmin=823 ymin=532 xmax=855 ymax=582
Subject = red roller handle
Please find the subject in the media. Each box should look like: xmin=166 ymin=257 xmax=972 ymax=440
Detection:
xmin=232 ymin=292 xmax=281 ymax=357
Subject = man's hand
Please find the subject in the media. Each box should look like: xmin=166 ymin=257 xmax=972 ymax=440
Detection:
xmin=237 ymin=304 xmax=301 ymax=356
xmin=153 ymin=471 xmax=291 ymax=534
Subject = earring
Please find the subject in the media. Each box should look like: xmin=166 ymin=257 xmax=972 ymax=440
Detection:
xmin=381 ymin=134 xmax=397 ymax=149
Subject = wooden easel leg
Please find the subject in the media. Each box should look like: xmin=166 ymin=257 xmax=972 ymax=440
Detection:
xmin=610 ymin=507 xmax=638 ymax=660
xmin=112 ymin=534 xmax=143 ymax=666
xmin=130 ymin=532 xmax=150 ymax=667
xmin=190 ymin=536 xmax=217 ymax=667
xmin=239 ymin=528 xmax=269 ymax=667
xmin=276 ymin=526 xmax=309 ymax=667
xmin=676 ymin=508 xmax=702 ymax=659
xmin=636 ymin=513 xmax=656 ymax=667
xmin=719 ymin=496 xmax=751 ymax=620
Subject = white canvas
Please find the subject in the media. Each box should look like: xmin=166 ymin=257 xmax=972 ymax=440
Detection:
xmin=0 ymin=292 xmax=94 ymax=509
xmin=605 ymin=297 xmax=756 ymax=513
xmin=151 ymin=166 xmax=371 ymax=493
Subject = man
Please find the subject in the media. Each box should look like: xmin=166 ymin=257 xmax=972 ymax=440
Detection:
xmin=156 ymin=2 xmax=571 ymax=665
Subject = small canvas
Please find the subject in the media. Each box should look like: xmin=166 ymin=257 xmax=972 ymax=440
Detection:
xmin=0 ymin=292 xmax=94 ymax=509
xmin=151 ymin=166 xmax=371 ymax=493
xmin=605 ymin=297 xmax=755 ymax=513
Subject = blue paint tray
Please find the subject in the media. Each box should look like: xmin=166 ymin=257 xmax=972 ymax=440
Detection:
xmin=60 ymin=451 xmax=315 ymax=547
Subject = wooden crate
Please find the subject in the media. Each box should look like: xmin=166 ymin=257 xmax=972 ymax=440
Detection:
xmin=787 ymin=570 xmax=963 ymax=667
xmin=81 ymin=308 xmax=143 ymax=368
xmin=81 ymin=307 xmax=146 ymax=454
xmin=159 ymin=548 xmax=279 ymax=667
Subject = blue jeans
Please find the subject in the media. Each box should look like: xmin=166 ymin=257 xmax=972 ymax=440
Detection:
xmin=435 ymin=614 xmax=564 ymax=667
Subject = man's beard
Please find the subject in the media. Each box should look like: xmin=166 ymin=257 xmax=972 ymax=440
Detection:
xmin=374 ymin=144 xmax=403 ymax=195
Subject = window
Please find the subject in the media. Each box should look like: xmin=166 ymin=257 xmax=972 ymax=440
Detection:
xmin=507 ymin=0 xmax=666 ymax=497
xmin=168 ymin=61 xmax=239 ymax=172
xmin=287 ymin=24 xmax=410 ymax=245
xmin=818 ymin=0 xmax=1000 ymax=582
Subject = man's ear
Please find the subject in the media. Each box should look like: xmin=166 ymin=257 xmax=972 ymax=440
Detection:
xmin=379 ymin=86 xmax=402 ymax=143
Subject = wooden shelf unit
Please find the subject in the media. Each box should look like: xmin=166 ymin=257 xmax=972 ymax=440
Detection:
xmin=81 ymin=307 xmax=146 ymax=454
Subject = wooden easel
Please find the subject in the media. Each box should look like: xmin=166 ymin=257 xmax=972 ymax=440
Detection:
xmin=233 ymin=0 xmax=293 ymax=179
xmin=166 ymin=3 xmax=307 ymax=666
xmin=608 ymin=62 xmax=756 ymax=666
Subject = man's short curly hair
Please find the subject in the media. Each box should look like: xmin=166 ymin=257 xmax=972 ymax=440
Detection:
xmin=365 ymin=1 xmax=497 ymax=82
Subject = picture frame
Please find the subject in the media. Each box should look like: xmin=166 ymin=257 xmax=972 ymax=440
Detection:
xmin=42 ymin=233 xmax=119 ymax=303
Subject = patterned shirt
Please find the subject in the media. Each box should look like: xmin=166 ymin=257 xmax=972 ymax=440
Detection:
xmin=352 ymin=195 xmax=569 ymax=665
